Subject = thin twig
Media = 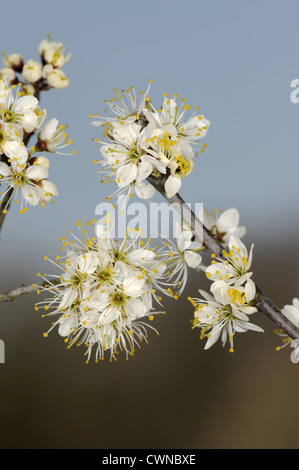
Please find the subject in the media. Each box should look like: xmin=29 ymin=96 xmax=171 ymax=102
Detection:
xmin=148 ymin=174 xmax=299 ymax=340
xmin=0 ymin=187 xmax=13 ymax=234
xmin=0 ymin=284 xmax=38 ymax=303
xmin=0 ymin=278 xmax=60 ymax=303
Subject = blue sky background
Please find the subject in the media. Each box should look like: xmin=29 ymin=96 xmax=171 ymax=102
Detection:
xmin=1 ymin=0 xmax=299 ymax=281
xmin=1 ymin=0 xmax=299 ymax=449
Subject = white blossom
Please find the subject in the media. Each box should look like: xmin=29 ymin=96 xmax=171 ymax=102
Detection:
xmin=36 ymin=222 xmax=172 ymax=362
xmin=160 ymin=222 xmax=203 ymax=296
xmin=2 ymin=52 xmax=23 ymax=71
xmin=144 ymin=126 xmax=194 ymax=198
xmin=43 ymin=65 xmax=70 ymax=89
xmin=201 ymin=208 xmax=246 ymax=246
xmin=91 ymin=83 xmax=209 ymax=204
xmin=0 ymin=120 xmax=27 ymax=161
xmin=281 ymin=298 xmax=299 ymax=328
xmin=37 ymin=118 xmax=74 ymax=154
xmin=275 ymin=298 xmax=299 ymax=360
xmin=0 ymin=157 xmax=56 ymax=212
xmin=0 ymin=78 xmax=45 ymax=134
xmin=99 ymin=122 xmax=165 ymax=200
xmin=144 ymin=93 xmax=210 ymax=158
xmin=19 ymin=84 xmax=35 ymax=96
xmin=0 ymin=68 xmax=16 ymax=83
xmin=206 ymin=235 xmax=254 ymax=286
xmin=91 ymin=81 xmax=152 ymax=128
xmin=189 ymin=279 xmax=262 ymax=351
xmin=38 ymin=37 xmax=71 ymax=68
xmin=22 ymin=59 xmax=43 ymax=83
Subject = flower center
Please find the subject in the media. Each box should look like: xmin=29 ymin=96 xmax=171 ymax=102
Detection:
xmin=228 ymin=288 xmax=246 ymax=305
xmin=66 ymin=272 xmax=85 ymax=289
xmin=96 ymin=266 xmax=113 ymax=285
xmin=109 ymin=290 xmax=128 ymax=309
xmin=0 ymin=129 xmax=6 ymax=144
xmin=113 ymin=249 xmax=126 ymax=262
xmin=157 ymin=132 xmax=177 ymax=152
xmin=4 ymin=110 xmax=15 ymax=123
xmin=11 ymin=170 xmax=28 ymax=188
xmin=175 ymin=154 xmax=191 ymax=176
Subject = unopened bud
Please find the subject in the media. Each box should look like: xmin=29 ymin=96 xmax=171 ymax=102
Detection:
xmin=43 ymin=65 xmax=69 ymax=89
xmin=0 ymin=67 xmax=16 ymax=83
xmin=20 ymin=84 xmax=35 ymax=96
xmin=2 ymin=52 xmax=23 ymax=72
xmin=22 ymin=59 xmax=43 ymax=83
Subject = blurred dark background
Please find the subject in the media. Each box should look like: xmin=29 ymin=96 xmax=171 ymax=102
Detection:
xmin=0 ymin=238 xmax=299 ymax=450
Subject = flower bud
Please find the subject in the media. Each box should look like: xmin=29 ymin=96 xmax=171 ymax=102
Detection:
xmin=20 ymin=84 xmax=35 ymax=96
xmin=0 ymin=67 xmax=16 ymax=83
xmin=43 ymin=65 xmax=69 ymax=89
xmin=37 ymin=118 xmax=58 ymax=151
xmin=2 ymin=52 xmax=23 ymax=72
xmin=38 ymin=37 xmax=52 ymax=58
xmin=22 ymin=59 xmax=43 ymax=83
xmin=44 ymin=43 xmax=71 ymax=69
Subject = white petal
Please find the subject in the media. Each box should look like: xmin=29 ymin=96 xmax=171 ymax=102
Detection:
xmin=204 ymin=325 xmax=222 ymax=349
xmin=282 ymin=305 xmax=299 ymax=328
xmin=126 ymin=298 xmax=147 ymax=320
xmin=13 ymin=95 xmax=38 ymax=114
xmin=134 ymin=181 xmax=155 ymax=199
xmin=135 ymin=160 xmax=153 ymax=182
xmin=3 ymin=141 xmax=27 ymax=161
xmin=127 ymin=249 xmax=156 ymax=265
xmin=217 ymin=208 xmax=240 ymax=232
xmin=123 ymin=275 xmax=145 ymax=297
xmin=38 ymin=180 xmax=59 ymax=201
xmin=0 ymin=161 xmax=11 ymax=176
xmin=59 ymin=288 xmax=77 ymax=310
xmin=26 ymin=165 xmax=48 ymax=180
xmin=20 ymin=184 xmax=38 ymax=206
xmin=198 ymin=289 xmax=215 ymax=302
xmin=164 ymin=174 xmax=181 ymax=198
xmin=228 ymin=235 xmax=247 ymax=258
xmin=39 ymin=118 xmax=58 ymax=141
xmin=78 ymin=251 xmax=99 ymax=274
xmin=245 ymin=279 xmax=256 ymax=302
xmin=184 ymin=250 xmax=202 ymax=268
xmin=58 ymin=316 xmax=78 ymax=337
xmin=116 ymin=162 xmax=137 ymax=188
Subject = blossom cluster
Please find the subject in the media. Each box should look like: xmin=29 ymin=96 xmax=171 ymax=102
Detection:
xmin=0 ymin=76 xmax=75 ymax=213
xmin=275 ymin=298 xmax=299 ymax=362
xmin=91 ymin=81 xmax=210 ymax=202
xmin=189 ymin=234 xmax=263 ymax=351
xmin=1 ymin=35 xmax=70 ymax=92
xmin=35 ymin=219 xmax=202 ymax=362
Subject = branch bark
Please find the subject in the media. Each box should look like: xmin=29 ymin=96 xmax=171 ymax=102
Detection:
xmin=0 ymin=284 xmax=38 ymax=303
xmin=0 ymin=278 xmax=60 ymax=303
xmin=148 ymin=174 xmax=299 ymax=340
xmin=0 ymin=187 xmax=13 ymax=234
